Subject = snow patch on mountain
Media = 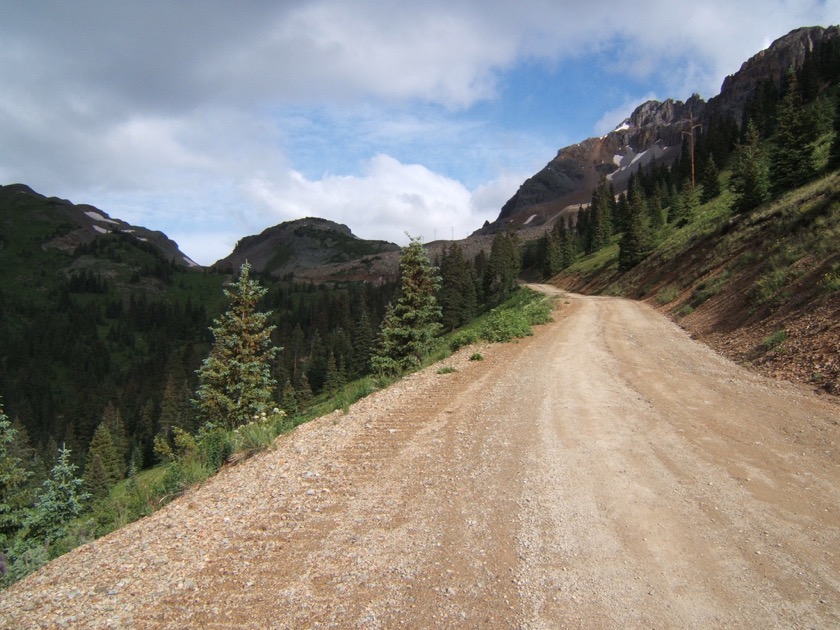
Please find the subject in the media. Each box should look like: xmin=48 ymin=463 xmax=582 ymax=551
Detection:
xmin=84 ymin=210 xmax=119 ymax=224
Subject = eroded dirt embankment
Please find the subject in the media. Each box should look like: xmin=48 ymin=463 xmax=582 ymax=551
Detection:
xmin=2 ymin=291 xmax=839 ymax=628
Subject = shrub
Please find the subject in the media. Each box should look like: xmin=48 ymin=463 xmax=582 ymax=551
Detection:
xmin=230 ymin=411 xmax=282 ymax=455
xmin=481 ymin=308 xmax=533 ymax=342
xmin=752 ymin=269 xmax=791 ymax=305
xmin=196 ymin=427 xmax=233 ymax=472
xmin=469 ymin=353 xmax=483 ymax=361
xmin=677 ymin=304 xmax=694 ymax=317
xmin=821 ymin=268 xmax=840 ymax=292
xmin=690 ymin=272 xmax=730 ymax=307
xmin=655 ymin=285 xmax=680 ymax=304
xmin=450 ymin=329 xmax=480 ymax=351
xmin=762 ymin=329 xmax=788 ymax=350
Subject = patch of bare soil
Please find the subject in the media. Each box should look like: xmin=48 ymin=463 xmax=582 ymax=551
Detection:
xmin=2 ymin=291 xmax=839 ymax=628
xmin=665 ymin=279 xmax=840 ymax=396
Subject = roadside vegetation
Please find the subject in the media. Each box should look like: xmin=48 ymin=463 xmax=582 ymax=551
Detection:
xmin=0 ymin=231 xmax=550 ymax=587
xmin=531 ymin=59 xmax=840 ymax=395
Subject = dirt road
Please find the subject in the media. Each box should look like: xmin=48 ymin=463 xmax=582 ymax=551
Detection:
xmin=3 ymin=290 xmax=839 ymax=628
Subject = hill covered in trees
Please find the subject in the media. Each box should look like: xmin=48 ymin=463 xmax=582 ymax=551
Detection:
xmin=526 ymin=33 xmax=840 ymax=394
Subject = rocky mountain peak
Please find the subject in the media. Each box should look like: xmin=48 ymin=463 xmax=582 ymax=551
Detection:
xmin=490 ymin=95 xmax=701 ymax=231
xmin=485 ymin=25 xmax=838 ymax=236
xmin=627 ymin=94 xmax=704 ymax=132
xmin=711 ymin=25 xmax=840 ymax=122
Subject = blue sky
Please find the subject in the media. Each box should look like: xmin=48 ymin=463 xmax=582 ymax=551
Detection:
xmin=1 ymin=1 xmax=839 ymax=265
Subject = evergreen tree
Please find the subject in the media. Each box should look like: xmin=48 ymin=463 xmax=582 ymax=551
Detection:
xmin=557 ymin=218 xmax=576 ymax=269
xmin=351 ymin=307 xmax=375 ymax=376
xmin=159 ymin=373 xmax=195 ymax=434
xmin=439 ymin=243 xmax=477 ymax=330
xmin=194 ymin=263 xmax=281 ymax=429
xmin=770 ymin=73 xmax=816 ymax=196
xmin=647 ymin=189 xmax=665 ymax=231
xmin=618 ymin=180 xmax=651 ymax=272
xmin=27 ymin=444 xmax=89 ymax=544
xmin=101 ymin=403 xmax=129 ymax=476
xmin=289 ymin=323 xmax=306 ymax=384
xmin=606 ymin=191 xmax=623 ymax=235
xmin=538 ymin=230 xmax=561 ymax=279
xmin=136 ymin=400 xmax=157 ymax=468
xmin=306 ymin=331 xmax=328 ymax=393
xmin=322 ymin=351 xmax=346 ymax=392
xmin=83 ymin=423 xmax=120 ymax=499
xmin=828 ymin=88 xmax=840 ymax=171
xmin=484 ymin=230 xmax=521 ymax=306
xmin=699 ymin=156 xmax=722 ymax=204
xmin=0 ymin=404 xmax=32 ymax=544
xmin=280 ymin=380 xmax=299 ymax=416
xmin=295 ymin=373 xmax=313 ymax=407
xmin=371 ymin=237 xmax=442 ymax=375
xmin=589 ymin=178 xmax=613 ymax=251
xmin=730 ymin=120 xmax=770 ymax=214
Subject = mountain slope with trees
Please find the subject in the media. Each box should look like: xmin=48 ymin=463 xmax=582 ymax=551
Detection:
xmin=484 ymin=25 xmax=840 ymax=236
xmin=537 ymin=30 xmax=840 ymax=394
xmin=2 ymin=22 xmax=839 ymax=587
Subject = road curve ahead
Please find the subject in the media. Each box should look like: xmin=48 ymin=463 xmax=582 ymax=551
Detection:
xmin=2 ymin=291 xmax=839 ymax=629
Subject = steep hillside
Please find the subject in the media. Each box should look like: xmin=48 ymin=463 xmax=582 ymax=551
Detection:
xmin=488 ymin=96 xmax=703 ymax=232
xmin=552 ymin=172 xmax=840 ymax=395
xmin=0 ymin=183 xmax=226 ymax=452
xmin=484 ymin=25 xmax=840 ymax=235
xmin=0 ymin=184 xmax=198 ymax=268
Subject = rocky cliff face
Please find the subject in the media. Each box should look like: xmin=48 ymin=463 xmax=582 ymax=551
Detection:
xmin=708 ymin=25 xmax=840 ymax=123
xmin=491 ymin=94 xmax=704 ymax=231
xmin=485 ymin=25 xmax=839 ymax=234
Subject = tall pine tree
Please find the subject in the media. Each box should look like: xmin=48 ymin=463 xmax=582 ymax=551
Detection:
xmin=371 ymin=237 xmax=442 ymax=376
xmin=618 ymin=179 xmax=651 ymax=271
xmin=83 ymin=422 xmax=120 ymax=499
xmin=0 ymin=404 xmax=32 ymax=545
xmin=730 ymin=120 xmax=770 ymax=214
xmin=27 ymin=444 xmax=89 ymax=544
xmin=699 ymin=156 xmax=722 ymax=204
xmin=194 ymin=263 xmax=281 ymax=429
xmin=439 ymin=242 xmax=477 ymax=331
xmin=484 ymin=229 xmax=521 ymax=306
xmin=770 ymin=73 xmax=817 ymax=196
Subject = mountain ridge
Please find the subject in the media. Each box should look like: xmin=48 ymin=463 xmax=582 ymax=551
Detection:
xmin=212 ymin=216 xmax=401 ymax=283
xmin=482 ymin=24 xmax=840 ymax=235
xmin=0 ymin=183 xmax=198 ymax=267
xmin=5 ymin=27 xmax=836 ymax=276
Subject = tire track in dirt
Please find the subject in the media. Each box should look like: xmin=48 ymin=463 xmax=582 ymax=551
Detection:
xmin=2 ymin=290 xmax=838 ymax=629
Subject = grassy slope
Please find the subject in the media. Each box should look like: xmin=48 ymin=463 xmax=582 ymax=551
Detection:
xmin=553 ymin=171 xmax=840 ymax=395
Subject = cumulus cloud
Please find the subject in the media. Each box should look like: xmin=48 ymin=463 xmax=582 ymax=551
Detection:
xmin=1 ymin=1 xmax=837 ymax=264
xmin=243 ymin=154 xmax=495 ymax=247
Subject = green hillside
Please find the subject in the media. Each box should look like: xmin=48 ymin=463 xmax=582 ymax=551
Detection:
xmin=539 ymin=70 xmax=840 ymax=394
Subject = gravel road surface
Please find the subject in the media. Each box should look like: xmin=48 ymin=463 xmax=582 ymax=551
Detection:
xmin=2 ymin=289 xmax=839 ymax=628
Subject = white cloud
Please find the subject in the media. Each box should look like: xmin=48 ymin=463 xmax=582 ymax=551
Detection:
xmin=470 ymin=173 xmax=531 ymax=222
xmin=167 ymin=230 xmax=240 ymax=270
xmin=1 ymin=1 xmax=838 ymax=266
xmin=243 ymin=154 xmax=495 ymax=247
